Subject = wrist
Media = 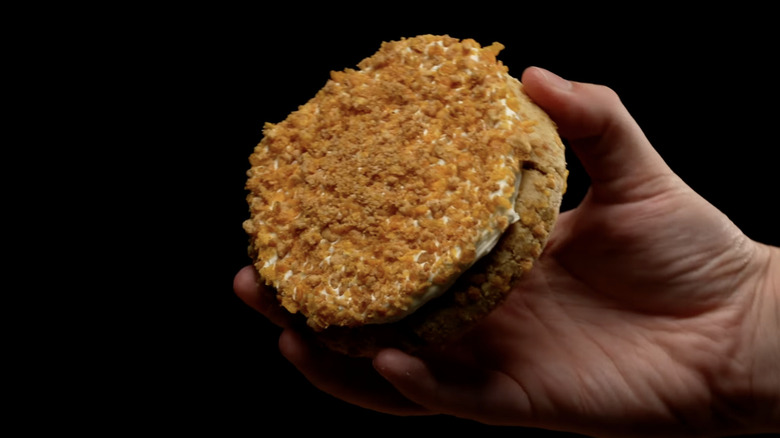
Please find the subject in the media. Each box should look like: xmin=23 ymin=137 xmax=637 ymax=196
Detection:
xmin=717 ymin=243 xmax=780 ymax=433
xmin=752 ymin=244 xmax=780 ymax=429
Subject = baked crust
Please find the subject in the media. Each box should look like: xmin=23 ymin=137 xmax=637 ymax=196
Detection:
xmin=314 ymin=85 xmax=567 ymax=356
xmin=243 ymin=35 xmax=566 ymax=356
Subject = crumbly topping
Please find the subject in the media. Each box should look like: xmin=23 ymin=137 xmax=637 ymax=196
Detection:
xmin=244 ymin=35 xmax=537 ymax=330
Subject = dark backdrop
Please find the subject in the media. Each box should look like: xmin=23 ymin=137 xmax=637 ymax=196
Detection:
xmin=152 ymin=8 xmax=778 ymax=436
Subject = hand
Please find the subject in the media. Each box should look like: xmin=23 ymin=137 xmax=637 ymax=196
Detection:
xmin=233 ymin=67 xmax=780 ymax=437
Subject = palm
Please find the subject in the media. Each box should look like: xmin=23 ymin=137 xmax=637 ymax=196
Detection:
xmin=432 ymin=181 xmax=752 ymax=434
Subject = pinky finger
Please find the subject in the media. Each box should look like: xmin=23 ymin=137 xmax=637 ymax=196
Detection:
xmin=279 ymin=329 xmax=433 ymax=417
xmin=373 ymin=349 xmax=533 ymax=426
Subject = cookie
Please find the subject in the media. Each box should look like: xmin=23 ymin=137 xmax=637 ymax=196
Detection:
xmin=243 ymin=35 xmax=566 ymax=357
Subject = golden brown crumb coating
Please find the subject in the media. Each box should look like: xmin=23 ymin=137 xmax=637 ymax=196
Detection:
xmin=243 ymin=35 xmax=566 ymax=356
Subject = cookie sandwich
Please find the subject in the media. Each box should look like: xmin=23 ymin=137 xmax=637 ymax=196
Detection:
xmin=243 ymin=35 xmax=567 ymax=357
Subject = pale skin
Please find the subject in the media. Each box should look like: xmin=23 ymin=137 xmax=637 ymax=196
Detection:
xmin=233 ymin=67 xmax=780 ymax=437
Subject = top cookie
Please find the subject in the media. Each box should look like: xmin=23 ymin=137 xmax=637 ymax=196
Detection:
xmin=244 ymin=35 xmax=564 ymax=333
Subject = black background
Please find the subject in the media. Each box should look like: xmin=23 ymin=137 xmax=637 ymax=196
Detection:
xmin=143 ymin=7 xmax=778 ymax=437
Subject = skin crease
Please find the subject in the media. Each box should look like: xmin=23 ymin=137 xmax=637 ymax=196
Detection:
xmin=233 ymin=67 xmax=780 ymax=437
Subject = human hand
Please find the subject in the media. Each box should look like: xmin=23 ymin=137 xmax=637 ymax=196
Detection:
xmin=233 ymin=67 xmax=779 ymax=437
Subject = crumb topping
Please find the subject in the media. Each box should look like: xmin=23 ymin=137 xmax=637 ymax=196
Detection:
xmin=244 ymin=35 xmax=536 ymax=330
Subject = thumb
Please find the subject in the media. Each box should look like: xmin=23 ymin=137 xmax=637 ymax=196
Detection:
xmin=521 ymin=67 xmax=674 ymax=203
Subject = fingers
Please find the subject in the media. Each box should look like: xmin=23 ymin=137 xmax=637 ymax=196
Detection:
xmin=373 ymin=349 xmax=533 ymax=425
xmin=236 ymin=267 xmax=430 ymax=416
xmin=279 ymin=329 xmax=432 ymax=416
xmin=521 ymin=67 xmax=676 ymax=204
xmin=233 ymin=265 xmax=294 ymax=328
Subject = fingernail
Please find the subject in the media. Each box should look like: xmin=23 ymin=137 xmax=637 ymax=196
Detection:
xmin=536 ymin=67 xmax=572 ymax=91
